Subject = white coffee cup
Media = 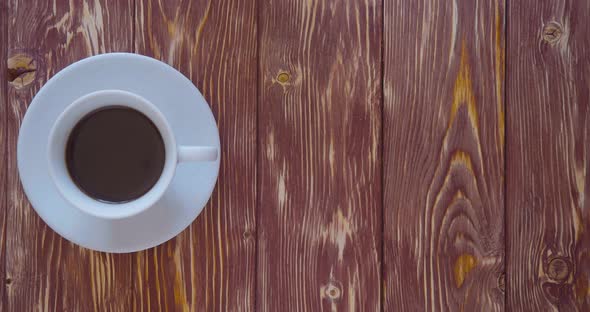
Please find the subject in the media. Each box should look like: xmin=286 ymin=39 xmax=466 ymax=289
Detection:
xmin=47 ymin=89 xmax=218 ymax=220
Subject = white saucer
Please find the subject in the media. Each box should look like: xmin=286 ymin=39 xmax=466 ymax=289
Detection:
xmin=17 ymin=53 xmax=220 ymax=253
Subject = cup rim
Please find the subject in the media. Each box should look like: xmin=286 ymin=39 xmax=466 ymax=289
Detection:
xmin=47 ymin=89 xmax=177 ymax=219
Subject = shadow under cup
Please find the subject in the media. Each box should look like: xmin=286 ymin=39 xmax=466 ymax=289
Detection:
xmin=48 ymin=90 xmax=184 ymax=220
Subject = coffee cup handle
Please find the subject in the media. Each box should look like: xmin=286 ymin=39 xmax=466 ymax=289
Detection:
xmin=178 ymin=146 xmax=218 ymax=162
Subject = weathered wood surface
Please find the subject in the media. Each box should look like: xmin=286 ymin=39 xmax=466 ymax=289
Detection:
xmin=5 ymin=1 xmax=135 ymax=310
xmin=506 ymin=1 xmax=590 ymax=310
xmin=1 ymin=1 xmax=7 ymax=310
xmin=134 ymin=0 xmax=257 ymax=310
xmin=383 ymin=0 xmax=505 ymax=310
xmin=4 ymin=0 xmax=590 ymax=310
xmin=258 ymin=0 xmax=382 ymax=311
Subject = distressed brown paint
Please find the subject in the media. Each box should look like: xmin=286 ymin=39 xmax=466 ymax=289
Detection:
xmin=134 ymin=0 xmax=257 ymax=310
xmin=258 ymin=0 xmax=382 ymax=311
xmin=383 ymin=0 xmax=505 ymax=310
xmin=3 ymin=0 xmax=590 ymax=310
xmin=1 ymin=0 xmax=8 ymax=310
xmin=5 ymin=0 xmax=134 ymax=310
xmin=506 ymin=0 xmax=590 ymax=310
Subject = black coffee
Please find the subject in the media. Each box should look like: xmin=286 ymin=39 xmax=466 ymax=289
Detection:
xmin=65 ymin=107 xmax=165 ymax=203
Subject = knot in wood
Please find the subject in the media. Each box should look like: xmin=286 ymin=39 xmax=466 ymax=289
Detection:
xmin=542 ymin=22 xmax=563 ymax=45
xmin=546 ymin=257 xmax=571 ymax=282
xmin=277 ymin=72 xmax=290 ymax=84
xmin=324 ymin=282 xmax=342 ymax=300
xmin=542 ymin=282 xmax=566 ymax=303
xmin=8 ymin=53 xmax=38 ymax=89
xmin=497 ymin=273 xmax=505 ymax=292
xmin=242 ymin=230 xmax=254 ymax=241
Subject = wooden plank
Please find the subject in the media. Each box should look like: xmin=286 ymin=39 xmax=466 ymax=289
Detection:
xmin=134 ymin=0 xmax=257 ymax=310
xmin=383 ymin=0 xmax=505 ymax=310
xmin=6 ymin=1 xmax=134 ymax=310
xmin=258 ymin=1 xmax=382 ymax=310
xmin=1 ymin=0 xmax=7 ymax=310
xmin=506 ymin=1 xmax=590 ymax=310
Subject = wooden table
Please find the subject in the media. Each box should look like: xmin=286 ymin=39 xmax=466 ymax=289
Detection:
xmin=1 ymin=0 xmax=589 ymax=311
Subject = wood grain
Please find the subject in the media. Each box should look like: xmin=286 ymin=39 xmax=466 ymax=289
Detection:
xmin=4 ymin=0 xmax=589 ymax=309
xmin=506 ymin=1 xmax=590 ymax=310
xmin=383 ymin=0 xmax=505 ymax=310
xmin=5 ymin=0 xmax=134 ymax=310
xmin=134 ymin=0 xmax=257 ymax=310
xmin=258 ymin=1 xmax=382 ymax=310
xmin=1 ymin=0 xmax=8 ymax=310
